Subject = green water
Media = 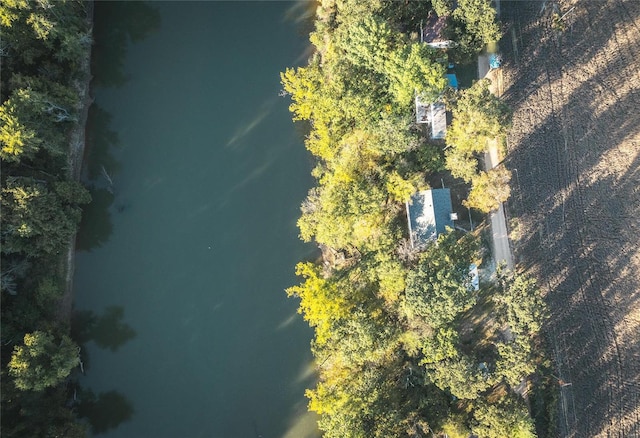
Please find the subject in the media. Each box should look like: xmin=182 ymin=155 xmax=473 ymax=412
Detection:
xmin=73 ymin=2 xmax=319 ymax=437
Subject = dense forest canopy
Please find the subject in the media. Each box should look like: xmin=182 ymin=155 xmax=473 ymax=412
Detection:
xmin=283 ymin=0 xmax=548 ymax=437
xmin=1 ymin=0 xmax=91 ymax=436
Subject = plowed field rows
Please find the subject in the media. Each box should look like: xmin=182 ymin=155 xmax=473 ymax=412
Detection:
xmin=501 ymin=1 xmax=640 ymax=436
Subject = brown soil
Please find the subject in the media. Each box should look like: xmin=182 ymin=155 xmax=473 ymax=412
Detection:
xmin=501 ymin=0 xmax=640 ymax=436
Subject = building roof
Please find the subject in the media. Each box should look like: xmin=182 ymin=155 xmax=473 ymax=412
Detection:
xmin=406 ymin=189 xmax=454 ymax=248
xmin=421 ymin=13 xmax=458 ymax=48
xmin=415 ymin=74 xmax=456 ymax=136
xmin=415 ymin=96 xmax=447 ymax=139
xmin=430 ymin=101 xmax=447 ymax=139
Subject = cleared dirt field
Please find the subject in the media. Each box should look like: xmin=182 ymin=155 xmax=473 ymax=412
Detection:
xmin=500 ymin=0 xmax=640 ymax=436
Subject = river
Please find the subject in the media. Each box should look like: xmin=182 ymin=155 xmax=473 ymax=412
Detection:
xmin=73 ymin=2 xmax=319 ymax=437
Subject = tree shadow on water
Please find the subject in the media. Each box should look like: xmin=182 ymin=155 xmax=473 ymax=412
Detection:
xmin=84 ymin=104 xmax=120 ymax=182
xmin=76 ymin=187 xmax=114 ymax=251
xmin=77 ymin=103 xmax=126 ymax=251
xmin=72 ymin=306 xmax=136 ymax=353
xmin=76 ymin=388 xmax=134 ymax=435
xmin=91 ymin=1 xmax=162 ymax=88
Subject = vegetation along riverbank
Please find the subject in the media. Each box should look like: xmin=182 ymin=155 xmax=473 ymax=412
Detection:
xmin=1 ymin=0 xmax=93 ymax=436
xmin=282 ymin=0 xmax=552 ymax=436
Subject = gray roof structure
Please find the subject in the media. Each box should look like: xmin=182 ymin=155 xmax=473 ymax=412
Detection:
xmin=406 ymin=189 xmax=454 ymax=248
xmin=430 ymin=101 xmax=447 ymax=139
xmin=415 ymin=96 xmax=447 ymax=140
xmin=421 ymin=13 xmax=457 ymax=49
xmin=415 ymin=74 xmax=457 ymax=138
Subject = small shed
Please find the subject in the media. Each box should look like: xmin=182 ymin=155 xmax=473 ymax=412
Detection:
xmin=406 ymin=189 xmax=454 ymax=248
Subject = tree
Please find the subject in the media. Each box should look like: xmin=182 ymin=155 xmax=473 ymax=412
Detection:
xmin=491 ymin=270 xmax=548 ymax=387
xmin=494 ymin=269 xmax=548 ymax=337
xmin=286 ymin=262 xmax=351 ymax=346
xmin=366 ymin=113 xmax=420 ymax=156
xmin=385 ymin=171 xmax=415 ymax=203
xmin=334 ymin=17 xmax=446 ymax=109
xmin=425 ymin=354 xmax=493 ymax=400
xmin=336 ymin=16 xmax=396 ymax=72
xmin=385 ymin=42 xmax=446 ymax=108
xmin=449 ymin=0 xmax=501 ymax=59
xmin=403 ymin=232 xmax=479 ymax=328
xmin=471 ymin=398 xmax=536 ymax=438
xmin=494 ymin=339 xmax=536 ymax=388
xmin=1 ymin=379 xmax=88 ymax=438
xmin=431 ymin=0 xmax=454 ymax=17
xmin=464 ymin=167 xmax=511 ymax=213
xmin=281 ymin=61 xmax=329 ymax=123
xmin=0 ymin=0 xmax=29 ymax=28
xmin=0 ymin=83 xmax=79 ymax=162
xmin=445 ymin=147 xmax=477 ymax=183
xmin=1 ymin=0 xmax=90 ymax=69
xmin=445 ymin=79 xmax=511 ymax=155
xmin=1 ymin=177 xmax=91 ymax=256
xmin=0 ymin=92 xmax=42 ymax=162
xmin=8 ymin=331 xmax=80 ymax=391
xmin=297 ymin=175 xmax=390 ymax=252
xmin=419 ymin=326 xmax=459 ymax=364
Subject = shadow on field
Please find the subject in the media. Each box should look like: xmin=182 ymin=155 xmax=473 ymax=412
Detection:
xmin=499 ymin=1 xmax=640 ymax=436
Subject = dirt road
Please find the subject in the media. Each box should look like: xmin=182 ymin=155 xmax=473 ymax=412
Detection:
xmin=478 ymin=54 xmax=514 ymax=270
xmin=484 ymin=137 xmax=514 ymax=270
xmin=501 ymin=0 xmax=640 ymax=436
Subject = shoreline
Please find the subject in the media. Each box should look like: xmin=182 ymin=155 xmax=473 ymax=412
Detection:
xmin=59 ymin=0 xmax=94 ymax=324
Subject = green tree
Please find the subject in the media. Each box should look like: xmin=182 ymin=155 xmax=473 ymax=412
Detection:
xmin=471 ymin=398 xmax=536 ymax=438
xmin=425 ymin=354 xmax=493 ymax=400
xmin=445 ymin=79 xmax=511 ymax=155
xmin=1 ymin=380 xmax=88 ymax=438
xmin=0 ymin=91 xmax=42 ymax=162
xmin=431 ymin=0 xmax=454 ymax=17
xmin=8 ymin=331 xmax=80 ymax=391
xmin=366 ymin=112 xmax=420 ymax=155
xmin=403 ymin=232 xmax=479 ymax=328
xmin=335 ymin=16 xmax=396 ymax=71
xmin=286 ymin=262 xmax=351 ymax=346
xmin=281 ymin=61 xmax=329 ymax=123
xmin=0 ymin=83 xmax=79 ymax=162
xmin=494 ymin=269 xmax=548 ymax=337
xmin=1 ymin=177 xmax=91 ymax=256
xmin=1 ymin=0 xmax=89 ymax=69
xmin=0 ymin=0 xmax=28 ymax=28
xmin=335 ymin=17 xmax=446 ymax=109
xmin=419 ymin=326 xmax=459 ymax=364
xmin=464 ymin=167 xmax=511 ymax=213
xmin=385 ymin=171 xmax=415 ymax=202
xmin=385 ymin=42 xmax=447 ymax=108
xmin=494 ymin=339 xmax=536 ymax=388
xmin=491 ymin=270 xmax=548 ymax=387
xmin=297 ymin=176 xmax=390 ymax=252
xmin=445 ymin=147 xmax=477 ymax=183
xmin=449 ymin=0 xmax=501 ymax=59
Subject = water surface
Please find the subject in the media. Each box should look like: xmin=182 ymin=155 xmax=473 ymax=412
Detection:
xmin=74 ymin=2 xmax=319 ymax=437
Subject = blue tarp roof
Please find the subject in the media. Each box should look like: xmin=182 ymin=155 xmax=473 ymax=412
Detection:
xmin=406 ymin=189 xmax=454 ymax=248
